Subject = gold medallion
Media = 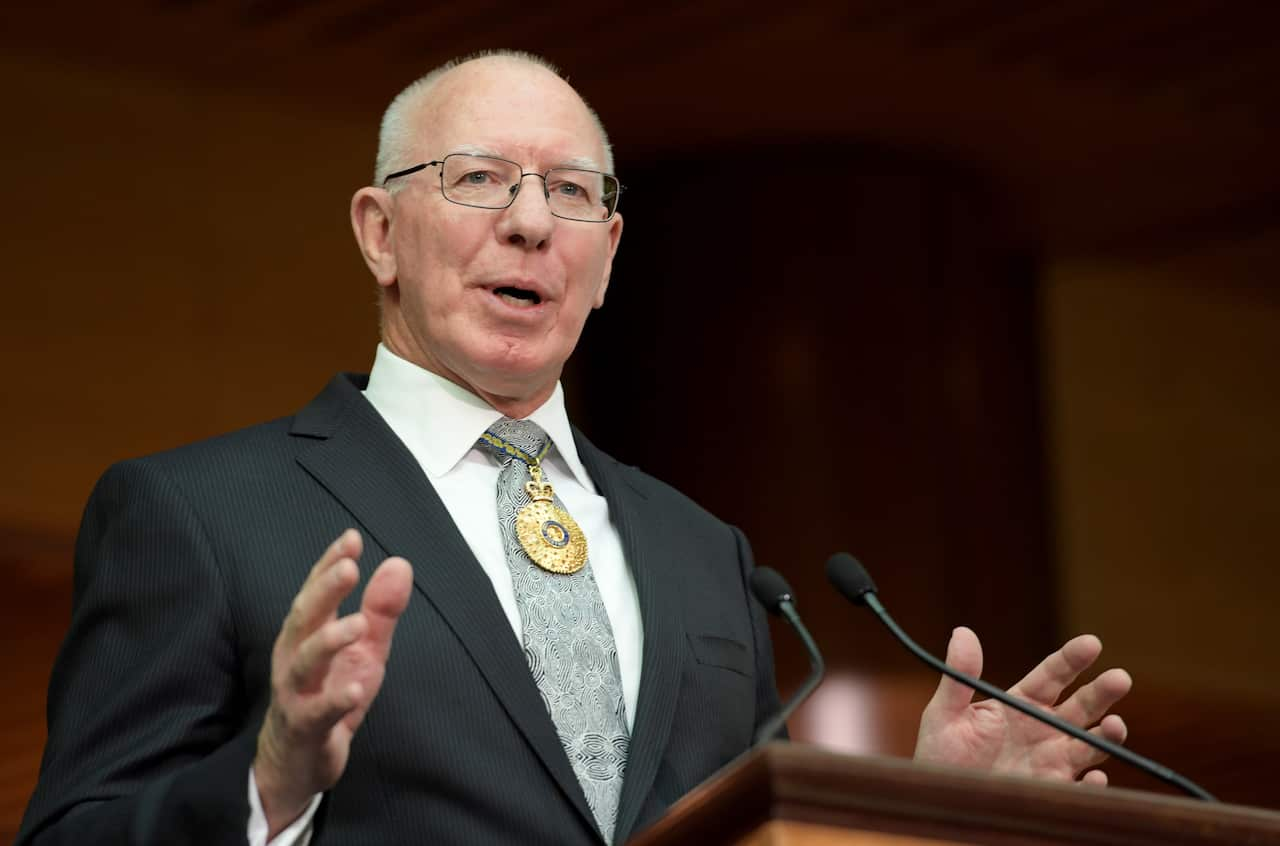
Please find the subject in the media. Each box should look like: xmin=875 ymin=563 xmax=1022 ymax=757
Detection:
xmin=516 ymin=465 xmax=588 ymax=574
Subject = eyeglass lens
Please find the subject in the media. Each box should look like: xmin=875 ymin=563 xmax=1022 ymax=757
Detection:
xmin=441 ymin=155 xmax=618 ymax=221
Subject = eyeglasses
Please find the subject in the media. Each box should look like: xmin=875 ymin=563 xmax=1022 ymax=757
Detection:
xmin=382 ymin=153 xmax=623 ymax=222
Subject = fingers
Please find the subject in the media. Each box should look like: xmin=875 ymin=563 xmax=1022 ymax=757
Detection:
xmin=1009 ymin=634 xmax=1102 ymax=706
xmin=1098 ymin=713 xmax=1127 ymax=745
xmin=1080 ymin=769 xmax=1109 ymax=787
xmin=290 ymin=613 xmax=368 ymax=693
xmin=1067 ymin=713 xmax=1128 ymax=774
xmin=1057 ymin=667 xmax=1133 ymax=727
xmin=275 ymin=672 xmax=366 ymax=742
xmin=281 ymin=530 xmax=364 ymax=649
xmin=283 ymin=555 xmax=413 ymax=696
xmin=296 ymin=677 xmax=366 ymax=734
xmin=258 ymin=538 xmax=412 ymax=813
xmin=925 ymin=627 xmax=983 ymax=718
xmin=318 ymin=528 xmax=363 ymax=575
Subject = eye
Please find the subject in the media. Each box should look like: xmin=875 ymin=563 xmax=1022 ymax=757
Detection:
xmin=548 ymin=178 xmax=594 ymax=203
xmin=461 ymin=169 xmax=495 ymax=185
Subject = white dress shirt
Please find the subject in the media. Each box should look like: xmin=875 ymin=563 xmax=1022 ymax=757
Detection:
xmin=249 ymin=344 xmax=643 ymax=845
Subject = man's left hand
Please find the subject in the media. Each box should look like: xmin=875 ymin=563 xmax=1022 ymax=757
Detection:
xmin=914 ymin=627 xmax=1132 ymax=784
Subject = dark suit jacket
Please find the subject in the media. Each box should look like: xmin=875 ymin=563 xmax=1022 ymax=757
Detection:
xmin=19 ymin=374 xmax=781 ymax=845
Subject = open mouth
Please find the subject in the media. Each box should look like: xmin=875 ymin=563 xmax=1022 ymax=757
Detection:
xmin=493 ymin=286 xmax=543 ymax=307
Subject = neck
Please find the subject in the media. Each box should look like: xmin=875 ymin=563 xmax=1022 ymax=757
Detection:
xmin=380 ymin=335 xmax=555 ymax=420
xmin=471 ymin=384 xmax=553 ymax=420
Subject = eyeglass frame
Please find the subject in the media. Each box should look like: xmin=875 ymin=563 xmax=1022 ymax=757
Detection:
xmin=381 ymin=153 xmax=624 ymax=222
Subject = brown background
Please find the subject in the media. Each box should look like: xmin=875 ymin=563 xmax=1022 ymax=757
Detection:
xmin=3 ymin=1 xmax=1279 ymax=838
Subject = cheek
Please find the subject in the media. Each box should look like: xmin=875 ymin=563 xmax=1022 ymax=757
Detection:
xmin=398 ymin=217 xmax=489 ymax=302
xmin=563 ymin=242 xmax=611 ymax=303
xmin=431 ymin=216 xmax=491 ymax=265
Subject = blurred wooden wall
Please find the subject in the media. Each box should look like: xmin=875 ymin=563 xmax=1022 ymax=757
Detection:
xmin=4 ymin=30 xmax=1280 ymax=842
xmin=1038 ymin=234 xmax=1280 ymax=804
xmin=1 ymin=51 xmax=382 ymax=837
xmin=574 ymin=144 xmax=1055 ymax=692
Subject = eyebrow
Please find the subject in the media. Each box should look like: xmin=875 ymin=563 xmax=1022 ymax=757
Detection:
xmin=445 ymin=145 xmax=603 ymax=173
xmin=556 ymin=155 xmax=602 ymax=171
xmin=449 ymin=143 xmax=503 ymax=158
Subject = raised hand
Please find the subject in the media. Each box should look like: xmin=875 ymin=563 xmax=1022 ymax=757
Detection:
xmin=913 ymin=627 xmax=1132 ymax=785
xmin=253 ymin=530 xmax=413 ymax=837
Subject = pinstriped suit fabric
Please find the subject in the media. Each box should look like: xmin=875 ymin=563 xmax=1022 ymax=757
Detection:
xmin=18 ymin=374 xmax=782 ymax=846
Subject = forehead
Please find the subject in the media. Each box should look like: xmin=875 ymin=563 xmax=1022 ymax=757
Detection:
xmin=412 ymin=60 xmax=605 ymax=168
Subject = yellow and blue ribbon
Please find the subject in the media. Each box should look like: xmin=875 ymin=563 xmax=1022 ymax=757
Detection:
xmin=479 ymin=429 xmax=552 ymax=467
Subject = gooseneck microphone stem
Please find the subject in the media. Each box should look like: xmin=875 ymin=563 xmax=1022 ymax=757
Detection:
xmin=748 ymin=567 xmax=826 ymax=747
xmin=861 ymin=591 xmax=1216 ymax=802
xmin=753 ymin=598 xmax=825 ymax=745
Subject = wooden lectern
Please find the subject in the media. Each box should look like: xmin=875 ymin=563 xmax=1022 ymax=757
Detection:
xmin=629 ymin=743 xmax=1280 ymax=845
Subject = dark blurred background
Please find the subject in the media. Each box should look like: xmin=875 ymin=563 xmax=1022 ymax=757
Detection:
xmin=3 ymin=1 xmax=1279 ymax=838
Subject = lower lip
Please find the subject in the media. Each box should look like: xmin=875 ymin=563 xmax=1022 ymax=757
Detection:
xmin=485 ymin=289 xmax=549 ymax=319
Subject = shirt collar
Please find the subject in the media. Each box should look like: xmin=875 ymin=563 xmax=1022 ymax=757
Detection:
xmin=362 ymin=343 xmax=593 ymax=489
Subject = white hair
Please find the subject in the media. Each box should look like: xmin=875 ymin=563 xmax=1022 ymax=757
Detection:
xmin=374 ymin=49 xmax=614 ymax=190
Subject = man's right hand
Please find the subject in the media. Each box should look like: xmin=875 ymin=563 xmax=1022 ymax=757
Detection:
xmin=253 ymin=529 xmax=413 ymax=839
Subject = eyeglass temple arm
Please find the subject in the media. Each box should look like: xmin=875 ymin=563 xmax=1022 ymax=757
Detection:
xmin=380 ymin=161 xmax=436 ymax=186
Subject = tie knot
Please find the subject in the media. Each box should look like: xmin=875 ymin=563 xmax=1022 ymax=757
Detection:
xmin=480 ymin=418 xmax=551 ymax=466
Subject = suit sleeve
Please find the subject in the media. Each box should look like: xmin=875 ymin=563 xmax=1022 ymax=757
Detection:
xmin=17 ymin=459 xmax=259 ymax=845
xmin=729 ymin=525 xmax=785 ymax=740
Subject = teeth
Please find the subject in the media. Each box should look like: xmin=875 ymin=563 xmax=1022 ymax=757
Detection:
xmin=498 ymin=291 xmax=536 ymax=308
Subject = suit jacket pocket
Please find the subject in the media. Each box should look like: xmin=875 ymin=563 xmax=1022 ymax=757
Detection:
xmin=687 ymin=633 xmax=752 ymax=677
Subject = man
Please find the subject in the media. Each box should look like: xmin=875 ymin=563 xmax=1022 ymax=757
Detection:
xmin=19 ymin=51 xmax=1130 ymax=845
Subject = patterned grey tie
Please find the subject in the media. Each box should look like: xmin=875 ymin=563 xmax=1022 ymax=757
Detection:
xmin=480 ymin=418 xmax=629 ymax=843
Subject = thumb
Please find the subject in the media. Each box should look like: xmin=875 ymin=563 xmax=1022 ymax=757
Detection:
xmin=926 ymin=626 xmax=983 ymax=717
xmin=360 ymin=557 xmax=413 ymax=644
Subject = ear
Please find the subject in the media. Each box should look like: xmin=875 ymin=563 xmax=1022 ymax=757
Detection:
xmin=351 ymin=186 xmax=397 ymax=288
xmin=592 ymin=212 xmax=624 ymax=309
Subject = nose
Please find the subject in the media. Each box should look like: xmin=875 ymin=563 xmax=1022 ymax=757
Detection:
xmin=495 ymin=173 xmax=553 ymax=250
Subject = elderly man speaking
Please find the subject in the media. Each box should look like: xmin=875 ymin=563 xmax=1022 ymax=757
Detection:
xmin=18 ymin=51 xmax=1131 ymax=846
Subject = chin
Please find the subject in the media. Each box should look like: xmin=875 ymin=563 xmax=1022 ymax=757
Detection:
xmin=468 ymin=343 xmax=565 ymax=395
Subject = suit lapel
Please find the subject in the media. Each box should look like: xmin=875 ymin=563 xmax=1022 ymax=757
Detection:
xmin=291 ymin=375 xmax=599 ymax=835
xmin=574 ymin=431 xmax=687 ymax=845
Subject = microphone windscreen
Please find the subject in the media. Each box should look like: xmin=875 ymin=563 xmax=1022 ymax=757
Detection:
xmin=825 ymin=553 xmax=878 ymax=603
xmin=748 ymin=566 xmax=794 ymax=615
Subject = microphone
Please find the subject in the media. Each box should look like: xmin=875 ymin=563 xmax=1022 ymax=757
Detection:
xmin=825 ymin=552 xmax=1216 ymax=802
xmin=749 ymin=567 xmax=826 ymax=745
